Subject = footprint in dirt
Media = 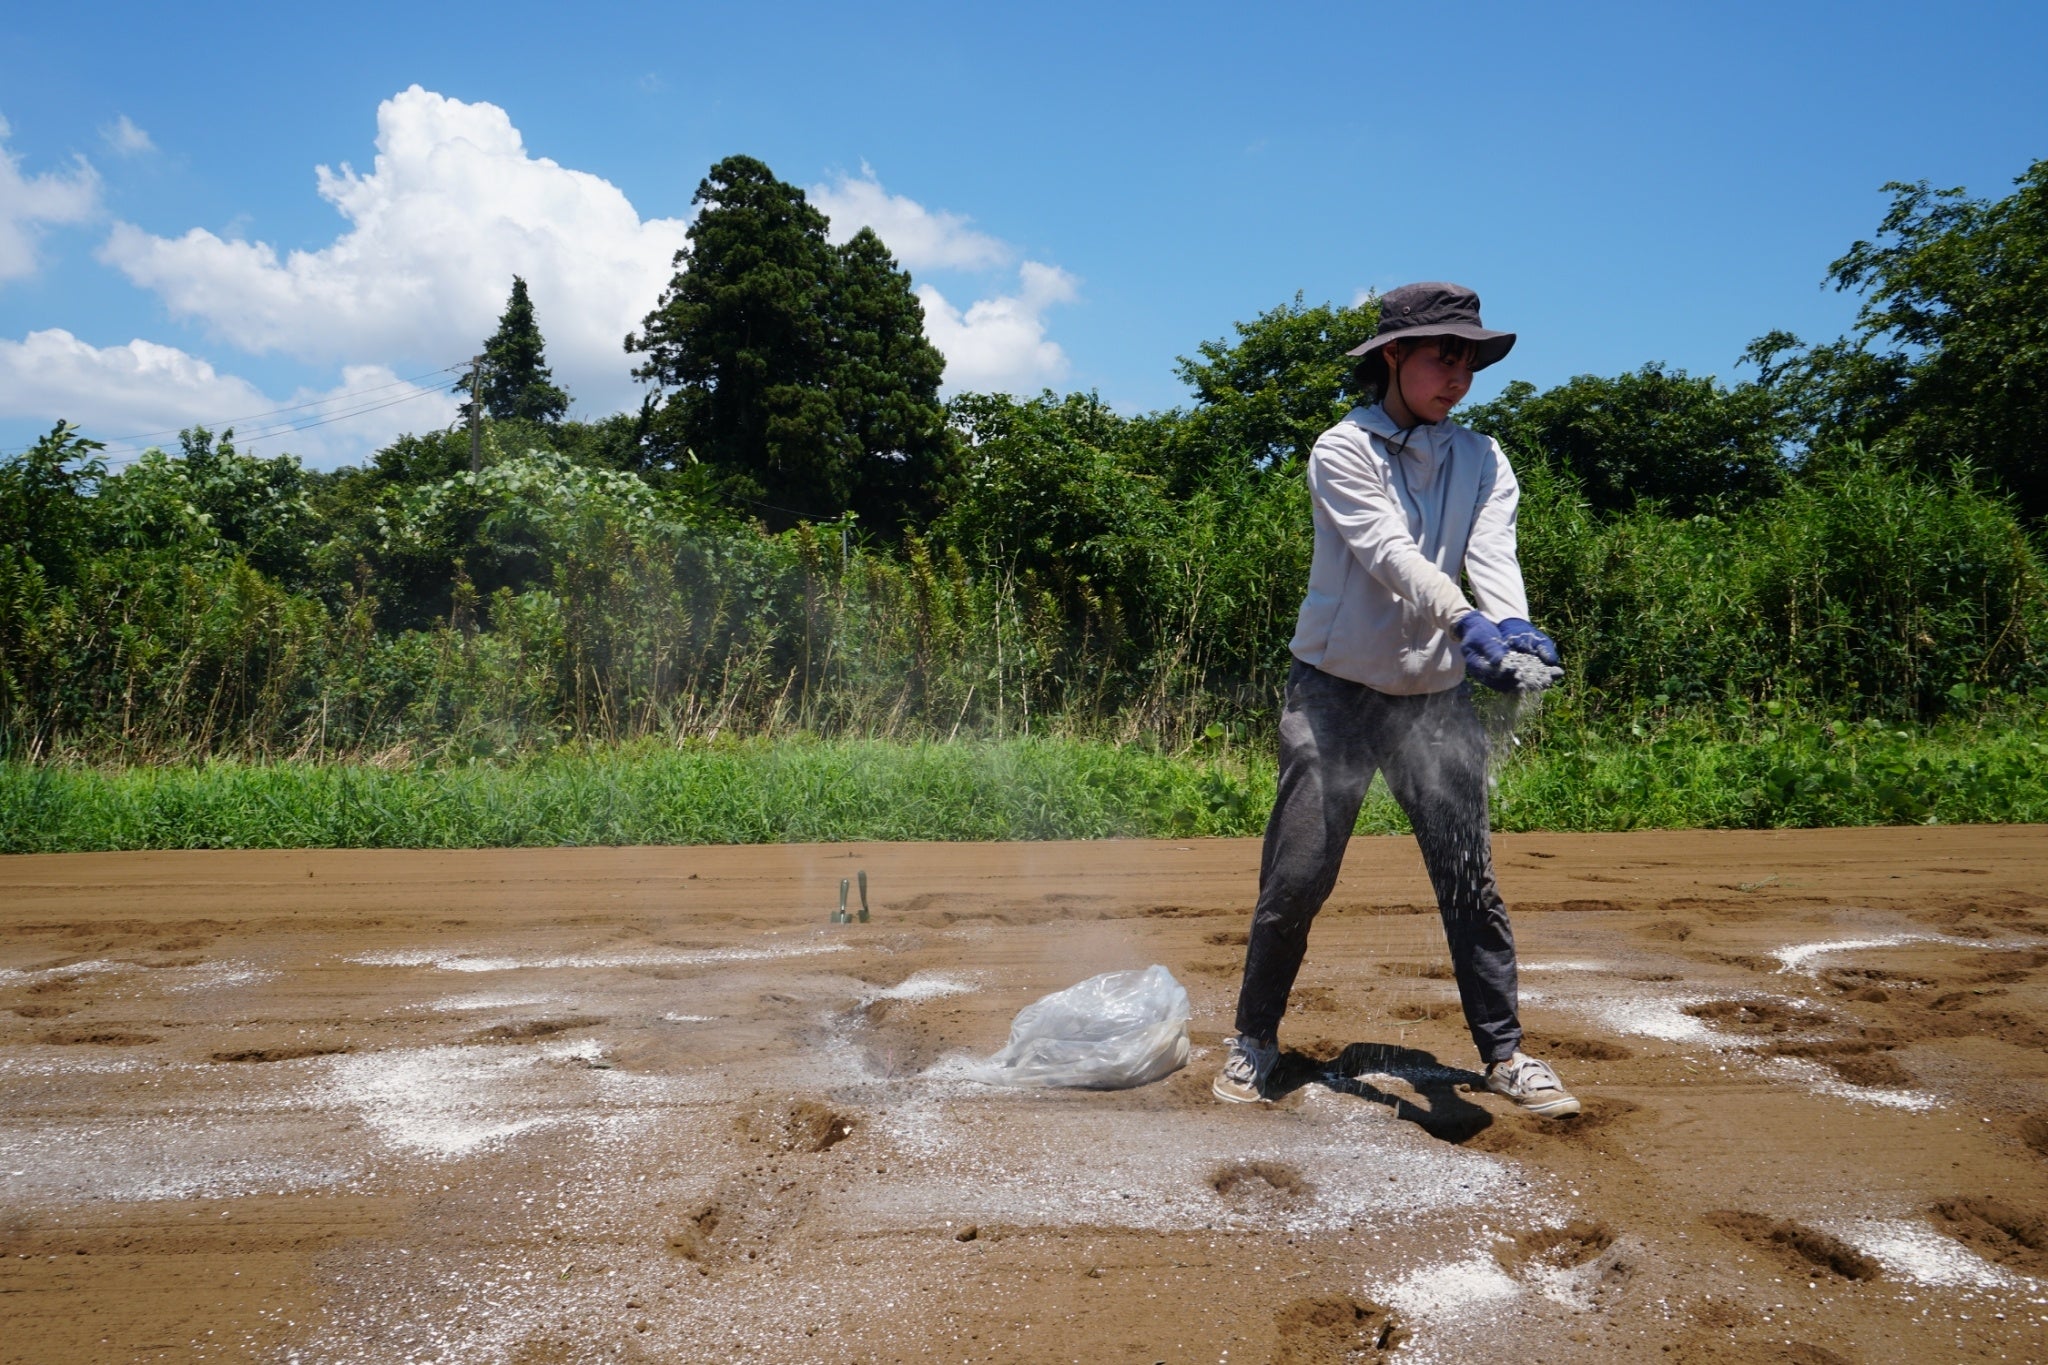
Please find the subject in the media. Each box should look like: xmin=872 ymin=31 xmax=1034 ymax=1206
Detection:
xmin=465 ymin=1016 xmax=605 ymax=1044
xmin=1930 ymin=1195 xmax=2048 ymax=1276
xmin=1530 ymin=1036 xmax=1633 ymax=1062
xmin=1666 ymin=1337 xmax=1853 ymax=1365
xmin=36 ymin=1028 xmax=158 ymax=1046
xmin=1819 ymin=966 xmax=1908 ymax=1001
xmin=2023 ymin=1114 xmax=2048 ymax=1161
xmin=665 ymin=1200 xmax=725 ymax=1270
xmin=1762 ymin=1039 xmax=1914 ymax=1088
xmin=211 ymin=1044 xmax=352 ymax=1064
xmin=1686 ymin=999 xmax=1832 ymax=1035
xmin=1702 ymin=1210 xmax=1880 ymax=1281
xmin=1465 ymin=1097 xmax=1645 ymax=1156
xmin=1270 ymin=1294 xmax=1405 ymax=1363
xmin=1387 ymin=1002 xmax=1456 ymax=1023
xmin=1209 ymin=1160 xmax=1312 ymax=1214
xmin=1496 ymin=1219 xmax=1635 ymax=1308
xmin=737 ymin=1098 xmax=858 ymax=1154
xmin=1379 ymin=961 xmax=1453 ymax=980
xmin=1496 ymin=1218 xmax=1615 ymax=1272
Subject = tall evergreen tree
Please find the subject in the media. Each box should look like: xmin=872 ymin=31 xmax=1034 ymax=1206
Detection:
xmin=461 ymin=276 xmax=570 ymax=424
xmin=626 ymin=155 xmax=953 ymax=533
xmin=829 ymin=227 xmax=954 ymax=532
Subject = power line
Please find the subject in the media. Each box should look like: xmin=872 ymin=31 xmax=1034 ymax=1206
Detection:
xmin=2 ymin=361 xmax=469 ymax=462
xmin=95 ymin=384 xmax=461 ymax=468
xmin=102 ymin=363 xmax=468 ymax=444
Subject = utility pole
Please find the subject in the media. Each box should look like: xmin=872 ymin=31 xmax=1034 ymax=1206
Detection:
xmin=468 ymin=355 xmax=486 ymax=473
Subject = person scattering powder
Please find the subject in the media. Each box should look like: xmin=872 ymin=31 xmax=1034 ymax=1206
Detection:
xmin=1212 ymin=281 xmax=1581 ymax=1122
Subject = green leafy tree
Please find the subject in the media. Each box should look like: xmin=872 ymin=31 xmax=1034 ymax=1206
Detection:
xmin=1748 ymin=160 xmax=2048 ymax=518
xmin=92 ymin=427 xmax=317 ymax=583
xmin=461 ymin=276 xmax=571 ymax=424
xmin=626 ymin=156 xmax=954 ymax=533
xmin=1462 ymin=364 xmax=1790 ymax=517
xmin=1161 ymin=294 xmax=1380 ymax=493
xmin=0 ymin=422 xmax=105 ymax=588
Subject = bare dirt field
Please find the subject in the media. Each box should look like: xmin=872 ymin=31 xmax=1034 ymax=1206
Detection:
xmin=3 ymin=827 xmax=2047 ymax=1364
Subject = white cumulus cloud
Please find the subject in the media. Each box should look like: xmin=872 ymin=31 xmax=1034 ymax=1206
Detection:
xmin=0 ymin=328 xmax=460 ymax=467
xmin=918 ymin=261 xmax=1078 ymax=393
xmin=102 ymin=115 xmax=155 ymax=157
xmin=88 ymin=88 xmax=1076 ymax=422
xmin=0 ymin=117 xmax=101 ymax=283
xmin=810 ymin=165 xmax=1078 ymax=393
xmin=99 ymin=85 xmax=692 ymax=413
xmin=811 ymin=165 xmax=1010 ymax=272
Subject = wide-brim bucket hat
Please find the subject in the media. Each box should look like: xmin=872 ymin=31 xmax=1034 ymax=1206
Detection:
xmin=1345 ymin=281 xmax=1515 ymax=370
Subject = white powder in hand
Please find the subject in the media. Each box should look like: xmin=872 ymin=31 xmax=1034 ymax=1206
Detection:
xmin=1503 ymin=652 xmax=1564 ymax=694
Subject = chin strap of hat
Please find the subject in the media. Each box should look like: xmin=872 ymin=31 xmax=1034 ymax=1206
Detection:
xmin=1386 ymin=346 xmax=1423 ymax=460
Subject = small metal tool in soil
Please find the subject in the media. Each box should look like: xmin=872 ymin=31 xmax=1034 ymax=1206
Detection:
xmin=858 ymin=869 xmax=870 ymax=922
xmin=832 ymin=877 xmax=852 ymax=924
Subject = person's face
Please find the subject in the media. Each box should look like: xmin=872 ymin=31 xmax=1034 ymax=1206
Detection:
xmin=1389 ymin=341 xmax=1474 ymax=423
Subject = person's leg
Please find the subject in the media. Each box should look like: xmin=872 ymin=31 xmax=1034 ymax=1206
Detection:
xmin=1232 ymin=661 xmax=1381 ymax=1044
xmin=1377 ymin=686 xmax=1522 ymax=1066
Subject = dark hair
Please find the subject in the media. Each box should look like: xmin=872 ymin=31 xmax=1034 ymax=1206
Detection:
xmin=1349 ymin=334 xmax=1481 ymax=404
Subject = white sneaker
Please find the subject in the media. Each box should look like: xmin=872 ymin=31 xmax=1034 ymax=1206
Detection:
xmin=1212 ymin=1034 xmax=1279 ymax=1103
xmin=1485 ymin=1051 xmax=1581 ymax=1118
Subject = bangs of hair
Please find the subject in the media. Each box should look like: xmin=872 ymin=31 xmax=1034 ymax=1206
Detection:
xmin=1428 ymin=335 xmax=1479 ymax=367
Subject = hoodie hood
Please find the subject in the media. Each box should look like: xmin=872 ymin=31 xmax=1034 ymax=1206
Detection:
xmin=1349 ymin=403 xmax=1453 ymax=492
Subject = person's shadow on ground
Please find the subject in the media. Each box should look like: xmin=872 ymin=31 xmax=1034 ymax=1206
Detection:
xmin=1268 ymin=1041 xmax=1495 ymax=1143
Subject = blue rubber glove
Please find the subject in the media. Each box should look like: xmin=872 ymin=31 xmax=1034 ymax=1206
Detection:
xmin=1496 ymin=617 xmax=1562 ymax=668
xmin=1452 ymin=612 xmax=1518 ymax=693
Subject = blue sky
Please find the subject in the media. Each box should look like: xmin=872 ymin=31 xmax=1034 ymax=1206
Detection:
xmin=2 ymin=1 xmax=2044 ymax=466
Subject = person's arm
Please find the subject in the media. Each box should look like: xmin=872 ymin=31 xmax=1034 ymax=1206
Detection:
xmin=1465 ymin=438 xmax=1559 ymax=666
xmin=1462 ymin=436 xmax=1531 ymax=623
xmin=1308 ymin=427 xmax=1474 ymax=628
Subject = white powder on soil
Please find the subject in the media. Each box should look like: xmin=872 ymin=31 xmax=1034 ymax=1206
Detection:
xmin=866 ymin=971 xmax=978 ymax=1003
xmin=323 ymin=1047 xmax=560 ymax=1158
xmin=0 ymin=959 xmax=128 ymax=986
xmin=431 ymin=991 xmax=557 ymax=1012
xmin=1830 ymin=1218 xmax=2024 ymax=1290
xmin=1774 ymin=932 xmax=2045 ymax=974
xmin=162 ymin=960 xmax=276 ymax=993
xmin=1760 ymin=1058 xmax=1942 ymax=1113
xmin=1379 ymin=1253 xmax=1525 ymax=1318
xmin=849 ymin=1083 xmax=1526 ymax=1236
xmin=351 ymin=941 xmax=850 ymax=973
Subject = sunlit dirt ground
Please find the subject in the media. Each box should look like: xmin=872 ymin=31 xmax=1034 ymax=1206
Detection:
xmin=2 ymin=828 xmax=2045 ymax=1363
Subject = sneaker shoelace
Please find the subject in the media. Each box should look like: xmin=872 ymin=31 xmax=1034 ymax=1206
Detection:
xmin=1224 ymin=1039 xmax=1271 ymax=1084
xmin=1499 ymin=1054 xmax=1561 ymax=1094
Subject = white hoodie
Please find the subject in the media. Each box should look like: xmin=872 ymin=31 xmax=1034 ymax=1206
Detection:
xmin=1287 ymin=404 xmax=1531 ymax=695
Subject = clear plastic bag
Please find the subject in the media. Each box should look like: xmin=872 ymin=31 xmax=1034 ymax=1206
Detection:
xmin=962 ymin=964 xmax=1191 ymax=1089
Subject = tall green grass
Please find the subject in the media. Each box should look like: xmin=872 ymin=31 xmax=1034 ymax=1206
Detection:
xmin=4 ymin=710 xmax=2042 ymax=852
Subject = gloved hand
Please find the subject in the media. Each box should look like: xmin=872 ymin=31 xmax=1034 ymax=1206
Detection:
xmin=1496 ymin=617 xmax=1562 ymax=668
xmin=1452 ymin=612 xmax=1518 ymax=693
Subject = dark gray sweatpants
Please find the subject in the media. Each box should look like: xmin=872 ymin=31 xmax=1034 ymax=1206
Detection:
xmin=1233 ymin=659 xmax=1522 ymax=1064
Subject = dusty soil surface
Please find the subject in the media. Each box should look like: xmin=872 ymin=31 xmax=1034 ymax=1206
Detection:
xmin=3 ymin=827 xmax=2047 ymax=1363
